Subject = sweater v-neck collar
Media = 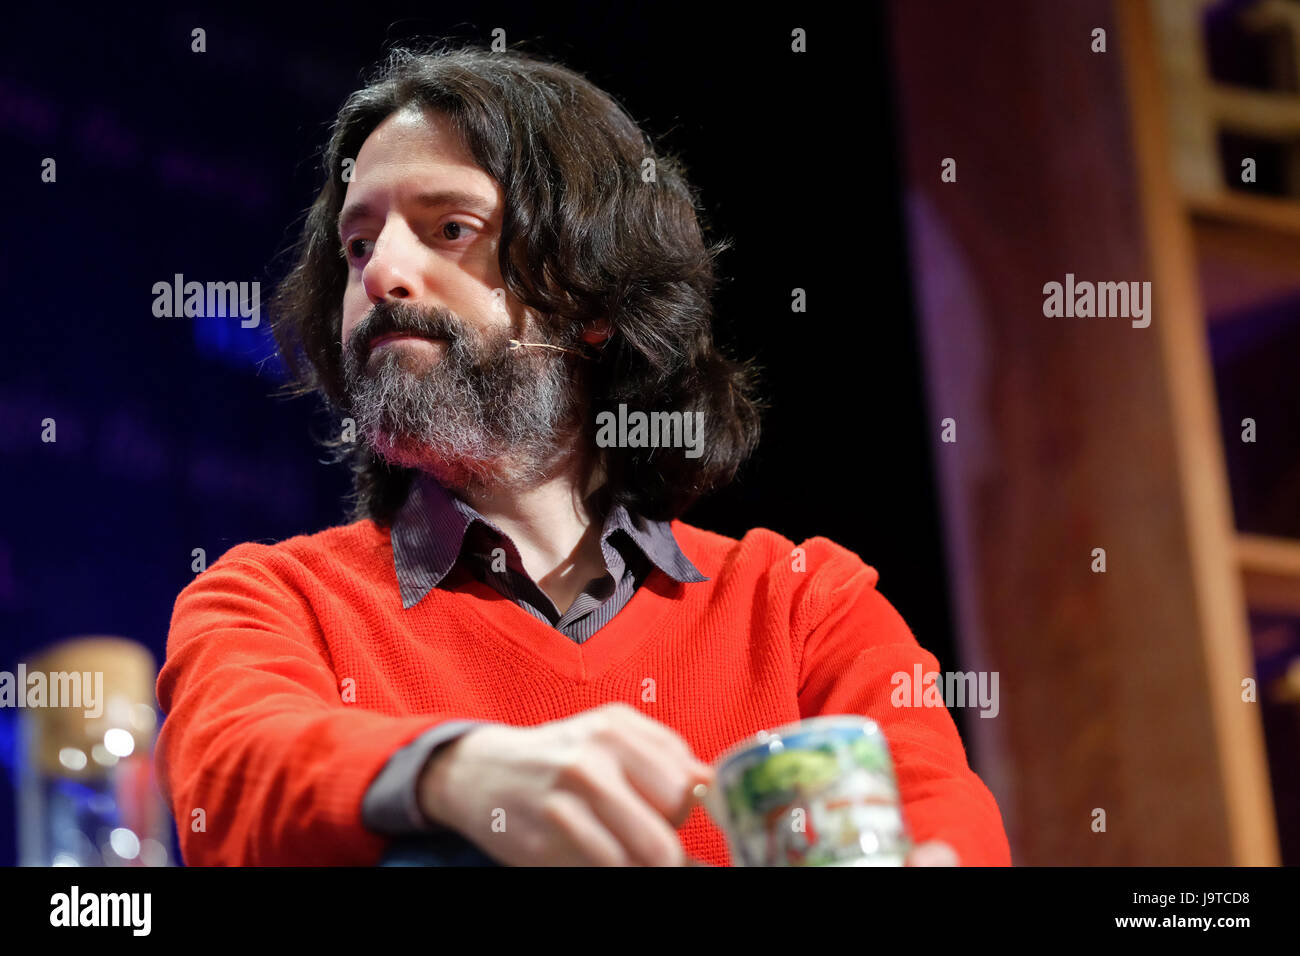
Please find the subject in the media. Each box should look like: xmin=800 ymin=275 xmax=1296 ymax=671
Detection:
xmin=430 ymin=563 xmax=691 ymax=682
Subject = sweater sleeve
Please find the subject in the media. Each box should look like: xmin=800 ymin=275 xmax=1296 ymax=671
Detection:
xmin=790 ymin=537 xmax=1012 ymax=866
xmin=155 ymin=552 xmax=472 ymax=866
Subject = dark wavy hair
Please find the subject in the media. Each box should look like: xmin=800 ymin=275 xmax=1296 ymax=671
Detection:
xmin=271 ymin=43 xmax=762 ymax=525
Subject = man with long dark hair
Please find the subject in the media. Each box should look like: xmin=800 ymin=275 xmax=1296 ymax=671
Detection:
xmin=155 ymin=44 xmax=1010 ymax=867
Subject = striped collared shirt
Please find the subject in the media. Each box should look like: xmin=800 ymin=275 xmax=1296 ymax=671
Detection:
xmin=389 ymin=471 xmax=708 ymax=644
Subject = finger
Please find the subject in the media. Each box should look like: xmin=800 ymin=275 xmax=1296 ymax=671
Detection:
xmin=607 ymin=704 xmax=714 ymax=773
xmin=539 ymin=790 xmax=631 ymax=866
xmin=564 ymin=759 xmax=685 ymax=866
xmin=604 ymin=729 xmax=709 ymax=828
xmin=907 ymin=840 xmax=959 ymax=867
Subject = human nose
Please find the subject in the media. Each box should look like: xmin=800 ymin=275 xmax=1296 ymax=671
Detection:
xmin=361 ymin=219 xmax=423 ymax=305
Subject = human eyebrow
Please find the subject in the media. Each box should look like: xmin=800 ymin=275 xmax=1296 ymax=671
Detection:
xmin=336 ymin=190 xmax=497 ymax=238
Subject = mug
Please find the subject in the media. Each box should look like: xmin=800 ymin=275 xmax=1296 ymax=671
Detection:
xmin=694 ymin=715 xmax=912 ymax=866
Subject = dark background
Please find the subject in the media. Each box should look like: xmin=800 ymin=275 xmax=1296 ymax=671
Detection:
xmin=0 ymin=2 xmax=951 ymax=866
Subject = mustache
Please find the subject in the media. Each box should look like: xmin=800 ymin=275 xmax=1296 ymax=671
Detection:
xmin=347 ymin=302 xmax=467 ymax=364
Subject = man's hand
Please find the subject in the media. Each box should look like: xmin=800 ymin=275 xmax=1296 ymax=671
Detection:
xmin=417 ymin=703 xmax=714 ymax=866
xmin=906 ymin=840 xmax=959 ymax=866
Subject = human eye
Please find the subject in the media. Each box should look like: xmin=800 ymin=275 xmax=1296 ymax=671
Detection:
xmin=340 ymin=237 xmax=374 ymax=263
xmin=438 ymin=219 xmax=480 ymax=243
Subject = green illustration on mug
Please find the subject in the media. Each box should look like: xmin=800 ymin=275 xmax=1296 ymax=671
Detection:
xmin=705 ymin=716 xmax=913 ymax=867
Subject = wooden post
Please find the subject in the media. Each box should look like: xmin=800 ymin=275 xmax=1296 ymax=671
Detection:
xmin=888 ymin=0 xmax=1279 ymax=864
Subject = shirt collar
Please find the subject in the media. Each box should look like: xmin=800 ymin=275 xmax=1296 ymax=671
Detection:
xmin=390 ymin=472 xmax=707 ymax=610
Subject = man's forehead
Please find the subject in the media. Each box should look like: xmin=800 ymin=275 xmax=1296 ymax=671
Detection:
xmin=342 ymin=107 xmax=501 ymax=224
xmin=355 ymin=106 xmax=471 ymax=167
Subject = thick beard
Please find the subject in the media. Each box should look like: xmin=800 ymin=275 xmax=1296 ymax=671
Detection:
xmin=342 ymin=319 xmax=583 ymax=495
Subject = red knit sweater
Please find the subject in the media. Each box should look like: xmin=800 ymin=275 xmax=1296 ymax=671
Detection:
xmin=155 ymin=517 xmax=1011 ymax=867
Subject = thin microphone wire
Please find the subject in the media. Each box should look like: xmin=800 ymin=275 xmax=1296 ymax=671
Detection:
xmin=507 ymin=339 xmax=594 ymax=359
xmin=356 ymin=334 xmax=595 ymax=359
